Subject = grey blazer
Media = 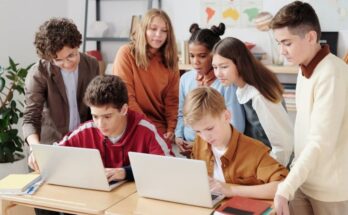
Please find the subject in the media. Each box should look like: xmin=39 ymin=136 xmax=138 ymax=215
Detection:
xmin=23 ymin=53 xmax=99 ymax=144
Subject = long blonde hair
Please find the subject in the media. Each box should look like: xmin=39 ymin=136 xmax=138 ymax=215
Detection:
xmin=130 ymin=9 xmax=178 ymax=71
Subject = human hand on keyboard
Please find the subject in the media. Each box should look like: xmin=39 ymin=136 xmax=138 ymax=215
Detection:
xmin=105 ymin=168 xmax=125 ymax=182
xmin=209 ymin=177 xmax=233 ymax=197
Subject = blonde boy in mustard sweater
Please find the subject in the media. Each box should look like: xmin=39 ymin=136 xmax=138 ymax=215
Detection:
xmin=183 ymin=87 xmax=288 ymax=199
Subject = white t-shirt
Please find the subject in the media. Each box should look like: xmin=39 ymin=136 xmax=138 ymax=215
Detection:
xmin=212 ymin=146 xmax=227 ymax=182
xmin=61 ymin=69 xmax=80 ymax=131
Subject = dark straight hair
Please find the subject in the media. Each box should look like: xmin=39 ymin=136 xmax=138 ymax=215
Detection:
xmin=212 ymin=37 xmax=283 ymax=103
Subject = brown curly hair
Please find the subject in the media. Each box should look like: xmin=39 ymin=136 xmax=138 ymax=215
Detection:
xmin=34 ymin=18 xmax=82 ymax=60
xmin=84 ymin=75 xmax=128 ymax=111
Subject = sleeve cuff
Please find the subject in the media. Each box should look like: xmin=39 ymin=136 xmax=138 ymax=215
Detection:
xmin=276 ymin=181 xmax=295 ymax=200
xmin=123 ymin=165 xmax=134 ymax=181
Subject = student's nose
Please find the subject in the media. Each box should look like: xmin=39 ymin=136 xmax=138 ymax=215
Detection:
xmin=279 ymin=44 xmax=287 ymax=55
xmin=192 ymin=57 xmax=200 ymax=65
xmin=214 ymin=68 xmax=222 ymax=78
xmin=95 ymin=118 xmax=104 ymax=128
xmin=155 ymin=30 xmax=162 ymax=37
xmin=200 ymin=132 xmax=210 ymax=142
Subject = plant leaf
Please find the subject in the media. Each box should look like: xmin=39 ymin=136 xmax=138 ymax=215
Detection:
xmin=0 ymin=57 xmax=34 ymax=163
xmin=0 ymin=77 xmax=5 ymax=92
xmin=26 ymin=63 xmax=35 ymax=71
xmin=10 ymin=100 xmax=16 ymax=109
xmin=18 ymin=68 xmax=28 ymax=78
xmin=0 ymin=132 xmax=10 ymax=143
xmin=8 ymin=57 xmax=18 ymax=72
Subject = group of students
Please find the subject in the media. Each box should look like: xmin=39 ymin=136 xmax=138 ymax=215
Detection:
xmin=23 ymin=1 xmax=348 ymax=215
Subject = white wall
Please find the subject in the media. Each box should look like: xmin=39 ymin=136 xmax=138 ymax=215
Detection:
xmin=66 ymin=0 xmax=348 ymax=63
xmin=0 ymin=0 xmax=69 ymax=66
xmin=1 ymin=0 xmax=347 ymax=65
xmin=162 ymin=0 xmax=348 ymax=60
xmin=68 ymin=0 xmax=154 ymax=63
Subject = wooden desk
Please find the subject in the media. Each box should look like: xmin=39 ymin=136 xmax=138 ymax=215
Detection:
xmin=1 ymin=182 xmax=136 ymax=215
xmin=105 ymin=193 xmax=214 ymax=215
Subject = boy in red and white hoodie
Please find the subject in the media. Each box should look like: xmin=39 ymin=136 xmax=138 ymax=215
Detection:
xmin=29 ymin=75 xmax=173 ymax=182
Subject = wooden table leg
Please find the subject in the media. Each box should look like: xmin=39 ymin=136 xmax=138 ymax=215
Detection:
xmin=1 ymin=199 xmax=16 ymax=215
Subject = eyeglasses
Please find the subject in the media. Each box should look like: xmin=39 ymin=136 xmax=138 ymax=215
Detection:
xmin=53 ymin=51 xmax=79 ymax=66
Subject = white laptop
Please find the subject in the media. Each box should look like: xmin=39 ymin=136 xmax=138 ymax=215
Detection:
xmin=128 ymin=152 xmax=225 ymax=208
xmin=31 ymin=144 xmax=125 ymax=191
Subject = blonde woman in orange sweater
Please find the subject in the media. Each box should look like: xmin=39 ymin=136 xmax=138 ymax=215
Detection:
xmin=113 ymin=9 xmax=179 ymax=143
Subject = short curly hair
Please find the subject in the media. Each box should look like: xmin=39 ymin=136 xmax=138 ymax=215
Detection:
xmin=34 ymin=17 xmax=82 ymax=60
xmin=84 ymin=75 xmax=128 ymax=111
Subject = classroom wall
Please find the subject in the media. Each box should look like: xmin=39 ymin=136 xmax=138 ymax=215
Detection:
xmin=162 ymin=0 xmax=348 ymax=61
xmin=70 ymin=0 xmax=348 ymax=63
xmin=67 ymin=0 xmax=159 ymax=63
xmin=1 ymin=0 xmax=347 ymax=66
xmin=0 ymin=0 xmax=68 ymax=65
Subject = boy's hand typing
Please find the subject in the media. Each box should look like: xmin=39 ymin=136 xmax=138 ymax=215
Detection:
xmin=105 ymin=168 xmax=126 ymax=182
xmin=209 ymin=177 xmax=233 ymax=197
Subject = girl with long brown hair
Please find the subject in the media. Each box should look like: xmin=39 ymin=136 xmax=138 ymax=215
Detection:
xmin=212 ymin=37 xmax=293 ymax=167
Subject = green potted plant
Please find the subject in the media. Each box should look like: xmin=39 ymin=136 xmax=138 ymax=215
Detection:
xmin=0 ymin=57 xmax=34 ymax=178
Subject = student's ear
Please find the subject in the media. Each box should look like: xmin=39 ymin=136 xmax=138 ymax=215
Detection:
xmin=223 ymin=109 xmax=232 ymax=122
xmin=306 ymin=30 xmax=318 ymax=45
xmin=120 ymin=104 xmax=128 ymax=116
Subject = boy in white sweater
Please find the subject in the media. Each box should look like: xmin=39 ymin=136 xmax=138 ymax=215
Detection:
xmin=271 ymin=1 xmax=348 ymax=215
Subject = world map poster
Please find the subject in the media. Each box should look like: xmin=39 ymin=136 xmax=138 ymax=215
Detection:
xmin=201 ymin=0 xmax=263 ymax=28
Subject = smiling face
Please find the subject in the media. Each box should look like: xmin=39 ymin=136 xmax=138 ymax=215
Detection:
xmin=53 ymin=46 xmax=80 ymax=72
xmin=146 ymin=16 xmax=168 ymax=52
xmin=273 ymin=27 xmax=315 ymax=66
xmin=212 ymin=54 xmax=244 ymax=87
xmin=190 ymin=111 xmax=231 ymax=149
xmin=91 ymin=105 xmax=127 ymax=137
xmin=189 ymin=43 xmax=213 ymax=76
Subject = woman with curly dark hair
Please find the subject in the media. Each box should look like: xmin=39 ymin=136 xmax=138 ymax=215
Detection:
xmin=24 ymin=18 xmax=99 ymax=173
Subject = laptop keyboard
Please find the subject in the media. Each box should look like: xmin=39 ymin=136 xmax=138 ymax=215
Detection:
xmin=109 ymin=180 xmax=119 ymax=186
xmin=211 ymin=194 xmax=219 ymax=200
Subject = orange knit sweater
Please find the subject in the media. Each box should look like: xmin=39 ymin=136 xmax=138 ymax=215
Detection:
xmin=113 ymin=45 xmax=179 ymax=134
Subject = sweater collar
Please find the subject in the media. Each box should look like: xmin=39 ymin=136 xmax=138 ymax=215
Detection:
xmin=195 ymin=70 xmax=217 ymax=86
xmin=300 ymin=45 xmax=330 ymax=79
xmin=236 ymin=84 xmax=260 ymax=104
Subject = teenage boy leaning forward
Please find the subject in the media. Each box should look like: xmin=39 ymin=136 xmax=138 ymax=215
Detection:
xmin=183 ymin=87 xmax=288 ymax=200
xmin=29 ymin=75 xmax=173 ymax=182
xmin=271 ymin=1 xmax=348 ymax=215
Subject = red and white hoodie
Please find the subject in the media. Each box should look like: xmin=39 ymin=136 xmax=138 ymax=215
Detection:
xmin=58 ymin=110 xmax=173 ymax=179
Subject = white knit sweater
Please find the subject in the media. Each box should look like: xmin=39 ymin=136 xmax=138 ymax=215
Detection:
xmin=277 ymin=53 xmax=348 ymax=202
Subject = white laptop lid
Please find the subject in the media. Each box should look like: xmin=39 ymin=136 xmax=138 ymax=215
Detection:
xmin=128 ymin=152 xmax=224 ymax=208
xmin=31 ymin=144 xmax=125 ymax=191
